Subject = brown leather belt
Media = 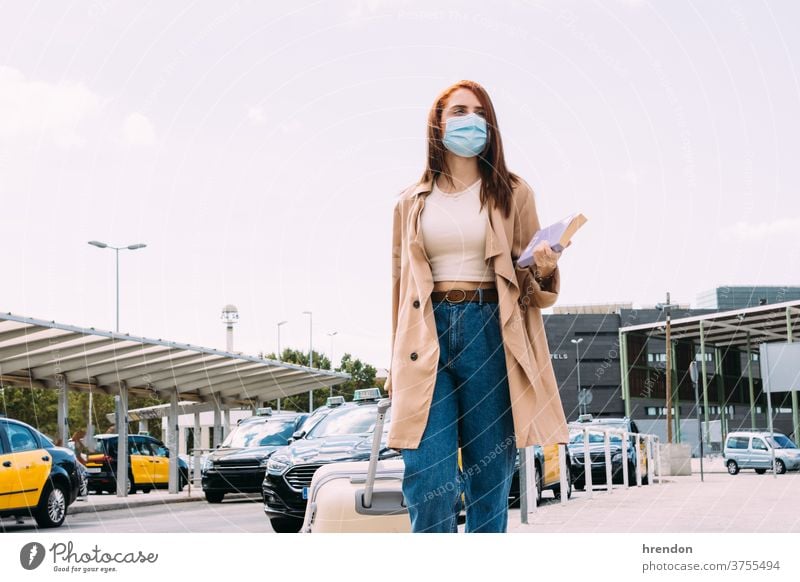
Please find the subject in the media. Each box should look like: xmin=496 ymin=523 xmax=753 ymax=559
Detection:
xmin=430 ymin=288 xmax=498 ymax=304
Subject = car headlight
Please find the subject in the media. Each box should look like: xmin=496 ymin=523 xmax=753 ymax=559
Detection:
xmin=611 ymin=452 xmax=622 ymax=462
xmin=267 ymin=456 xmax=289 ymax=475
xmin=202 ymin=458 xmax=214 ymax=471
xmin=259 ymin=457 xmax=271 ymax=468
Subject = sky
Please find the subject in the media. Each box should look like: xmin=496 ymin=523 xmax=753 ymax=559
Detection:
xmin=1 ymin=0 xmax=798 ymax=371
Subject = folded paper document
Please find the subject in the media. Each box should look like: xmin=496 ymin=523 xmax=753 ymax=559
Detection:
xmin=516 ymin=212 xmax=587 ymax=268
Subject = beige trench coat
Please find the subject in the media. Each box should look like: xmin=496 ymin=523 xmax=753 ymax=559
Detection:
xmin=385 ymin=175 xmax=570 ymax=450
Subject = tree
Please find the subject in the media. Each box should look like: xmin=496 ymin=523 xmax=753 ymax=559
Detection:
xmin=259 ymin=350 xmax=378 ymax=410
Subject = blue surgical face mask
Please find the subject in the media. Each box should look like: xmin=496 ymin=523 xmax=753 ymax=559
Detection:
xmin=442 ymin=112 xmax=488 ymax=158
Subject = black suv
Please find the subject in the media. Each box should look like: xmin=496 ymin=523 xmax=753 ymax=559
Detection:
xmin=568 ymin=415 xmax=649 ymax=489
xmin=0 ymin=417 xmax=81 ymax=528
xmin=201 ymin=409 xmax=308 ymax=503
xmin=262 ymin=389 xmax=400 ymax=533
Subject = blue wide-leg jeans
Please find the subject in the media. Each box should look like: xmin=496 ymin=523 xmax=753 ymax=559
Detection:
xmin=400 ymin=293 xmax=517 ymax=533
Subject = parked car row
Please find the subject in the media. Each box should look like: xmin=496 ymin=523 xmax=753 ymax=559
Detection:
xmin=567 ymin=415 xmax=650 ymax=489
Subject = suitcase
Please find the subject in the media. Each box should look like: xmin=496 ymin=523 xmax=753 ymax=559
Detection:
xmin=301 ymin=398 xmax=411 ymax=533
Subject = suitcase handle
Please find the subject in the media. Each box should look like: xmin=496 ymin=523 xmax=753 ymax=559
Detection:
xmin=363 ymin=398 xmax=391 ymax=509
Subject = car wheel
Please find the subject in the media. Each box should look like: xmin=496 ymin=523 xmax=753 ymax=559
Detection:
xmin=141 ymin=487 xmax=152 ymax=493
xmin=775 ymin=460 xmax=786 ymax=475
xmin=726 ymin=460 xmax=739 ymax=475
xmin=270 ymin=517 xmax=302 ymax=533
xmin=205 ymin=491 xmax=224 ymax=503
xmin=755 ymin=468 xmax=767 ymax=475
xmin=554 ymin=470 xmax=572 ymax=500
xmin=574 ymin=478 xmax=585 ymax=491
xmin=179 ymin=472 xmax=188 ymax=490
xmin=535 ymin=463 xmax=543 ymax=505
xmin=627 ymin=463 xmax=638 ymax=485
xmin=35 ymin=483 xmax=67 ymax=528
xmin=126 ymin=474 xmax=137 ymax=495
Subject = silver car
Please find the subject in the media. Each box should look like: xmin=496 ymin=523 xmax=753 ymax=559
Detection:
xmin=724 ymin=431 xmax=800 ymax=475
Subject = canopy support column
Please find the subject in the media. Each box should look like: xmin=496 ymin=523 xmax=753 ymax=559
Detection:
xmin=168 ymin=389 xmax=179 ymax=494
xmin=55 ymin=374 xmax=69 ymax=446
xmin=116 ymin=381 xmax=129 ymax=498
xmin=746 ymin=332 xmax=756 ymax=430
xmin=700 ymin=322 xmax=710 ymax=449
xmin=619 ymin=331 xmax=630 ymax=418
xmin=787 ymin=307 xmax=799 ymax=444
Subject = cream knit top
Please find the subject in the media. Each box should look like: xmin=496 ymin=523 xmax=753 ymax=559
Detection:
xmin=420 ymin=178 xmax=496 ymax=283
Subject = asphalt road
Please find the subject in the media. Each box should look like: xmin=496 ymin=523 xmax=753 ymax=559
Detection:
xmin=2 ymin=495 xmax=276 ymax=533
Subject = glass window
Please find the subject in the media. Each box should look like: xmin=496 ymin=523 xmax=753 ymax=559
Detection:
xmin=569 ymin=430 xmax=623 ymax=445
xmin=307 ymin=406 xmax=391 ymax=439
xmin=751 ymin=438 xmax=768 ymax=451
xmin=152 ymin=441 xmax=169 ymax=457
xmin=7 ymin=424 xmax=39 ymax=452
xmin=727 ymin=436 xmax=749 ymax=449
xmin=221 ymin=418 xmax=298 ymax=448
xmin=130 ymin=438 xmax=151 ymax=455
xmin=766 ymin=435 xmax=797 ymax=449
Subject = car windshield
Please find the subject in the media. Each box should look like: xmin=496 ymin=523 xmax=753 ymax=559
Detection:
xmin=766 ymin=435 xmax=798 ymax=449
xmin=569 ymin=429 xmax=623 ymax=444
xmin=306 ymin=405 xmax=390 ymax=439
xmin=221 ymin=419 xmax=296 ymax=448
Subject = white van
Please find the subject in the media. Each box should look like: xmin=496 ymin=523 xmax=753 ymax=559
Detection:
xmin=723 ymin=431 xmax=800 ymax=475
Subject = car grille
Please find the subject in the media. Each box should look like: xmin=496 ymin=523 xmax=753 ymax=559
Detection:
xmin=574 ymin=452 xmax=612 ymax=464
xmin=215 ymin=461 xmax=260 ymax=470
xmin=283 ymin=464 xmax=324 ymax=490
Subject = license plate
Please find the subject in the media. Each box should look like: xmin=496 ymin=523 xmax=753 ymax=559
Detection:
xmin=85 ymin=467 xmax=101 ymax=473
xmin=302 ymin=487 xmax=308 ymax=500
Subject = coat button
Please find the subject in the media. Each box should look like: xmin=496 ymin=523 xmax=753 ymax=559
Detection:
xmin=410 ymin=352 xmax=418 ymax=361
xmin=413 ymin=299 xmax=420 ymax=308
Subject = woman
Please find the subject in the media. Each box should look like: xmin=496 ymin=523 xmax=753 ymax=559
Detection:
xmin=68 ymin=429 xmax=90 ymax=500
xmin=385 ymin=80 xmax=571 ymax=533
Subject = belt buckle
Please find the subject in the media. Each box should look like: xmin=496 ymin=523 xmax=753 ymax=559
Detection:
xmin=445 ymin=289 xmax=467 ymax=304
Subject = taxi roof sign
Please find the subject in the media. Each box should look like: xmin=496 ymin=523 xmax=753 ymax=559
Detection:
xmin=256 ymin=407 xmax=273 ymax=416
xmin=352 ymin=388 xmax=381 ymax=402
xmin=326 ymin=396 xmax=346 ymax=407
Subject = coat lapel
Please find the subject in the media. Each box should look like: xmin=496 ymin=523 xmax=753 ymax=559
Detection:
xmin=486 ymin=202 xmax=540 ymax=391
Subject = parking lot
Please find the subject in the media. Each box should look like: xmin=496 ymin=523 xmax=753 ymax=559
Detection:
xmin=4 ymin=456 xmax=797 ymax=534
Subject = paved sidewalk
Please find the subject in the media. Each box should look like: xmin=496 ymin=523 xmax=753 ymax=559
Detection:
xmin=508 ymin=467 xmax=800 ymax=533
xmin=68 ymin=485 xmax=214 ymax=515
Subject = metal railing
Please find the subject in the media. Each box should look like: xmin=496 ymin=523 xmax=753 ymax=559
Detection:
xmin=519 ymin=428 xmax=662 ymax=524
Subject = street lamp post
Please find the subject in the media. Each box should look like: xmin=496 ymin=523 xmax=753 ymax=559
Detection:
xmin=571 ymin=338 xmax=584 ymax=415
xmin=656 ymin=292 xmax=675 ymax=444
xmin=276 ymin=320 xmax=288 ymax=361
xmin=303 ymin=311 xmax=313 ymax=412
xmin=276 ymin=320 xmax=288 ymax=412
xmin=88 ymin=240 xmax=146 ymax=450
xmin=327 ymin=331 xmax=338 ymax=397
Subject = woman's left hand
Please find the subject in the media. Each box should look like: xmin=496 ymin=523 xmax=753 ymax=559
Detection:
xmin=532 ymin=240 xmax=568 ymax=276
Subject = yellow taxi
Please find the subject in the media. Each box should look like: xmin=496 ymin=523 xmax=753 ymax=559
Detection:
xmin=0 ymin=416 xmax=81 ymax=528
xmin=86 ymin=434 xmax=189 ymax=494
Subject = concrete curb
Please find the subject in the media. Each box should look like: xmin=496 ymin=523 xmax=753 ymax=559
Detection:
xmin=68 ymin=495 xmax=205 ymax=515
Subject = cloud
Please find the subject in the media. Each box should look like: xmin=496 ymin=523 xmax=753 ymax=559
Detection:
xmin=0 ymin=65 xmax=99 ymax=148
xmin=247 ymin=106 xmax=266 ymax=125
xmin=620 ymin=169 xmax=641 ymax=186
xmin=719 ymin=217 xmax=800 ymax=242
xmin=122 ymin=112 xmax=157 ymax=146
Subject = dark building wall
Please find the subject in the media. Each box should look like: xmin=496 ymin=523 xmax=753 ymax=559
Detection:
xmin=697 ymin=286 xmax=800 ymax=310
xmin=544 ymin=307 xmax=797 ymax=442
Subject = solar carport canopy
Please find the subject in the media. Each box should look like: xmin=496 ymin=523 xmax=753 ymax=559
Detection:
xmin=0 ymin=312 xmax=350 ymax=403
